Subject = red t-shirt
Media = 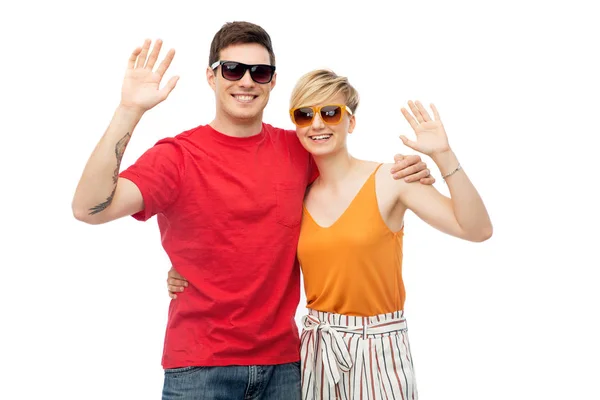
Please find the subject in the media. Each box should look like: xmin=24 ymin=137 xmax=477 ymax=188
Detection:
xmin=119 ymin=123 xmax=317 ymax=368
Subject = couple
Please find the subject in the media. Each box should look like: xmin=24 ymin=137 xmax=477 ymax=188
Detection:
xmin=72 ymin=21 xmax=492 ymax=400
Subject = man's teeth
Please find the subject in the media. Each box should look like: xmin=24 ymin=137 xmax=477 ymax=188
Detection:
xmin=234 ymin=95 xmax=254 ymax=102
xmin=310 ymin=134 xmax=332 ymax=140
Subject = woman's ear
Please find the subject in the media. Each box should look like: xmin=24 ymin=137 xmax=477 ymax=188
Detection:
xmin=348 ymin=115 xmax=356 ymax=134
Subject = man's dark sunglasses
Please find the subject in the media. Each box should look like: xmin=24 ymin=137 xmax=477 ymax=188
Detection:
xmin=210 ymin=60 xmax=276 ymax=84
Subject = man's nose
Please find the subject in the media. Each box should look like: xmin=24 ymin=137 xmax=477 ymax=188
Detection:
xmin=238 ymin=69 xmax=255 ymax=87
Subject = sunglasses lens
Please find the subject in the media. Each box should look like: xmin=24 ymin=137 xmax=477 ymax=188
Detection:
xmin=293 ymin=107 xmax=315 ymax=126
xmin=250 ymin=65 xmax=274 ymax=83
xmin=320 ymin=105 xmax=343 ymax=124
xmin=221 ymin=62 xmax=245 ymax=80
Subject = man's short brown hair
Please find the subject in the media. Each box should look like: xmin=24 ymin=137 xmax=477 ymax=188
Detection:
xmin=209 ymin=21 xmax=276 ymax=66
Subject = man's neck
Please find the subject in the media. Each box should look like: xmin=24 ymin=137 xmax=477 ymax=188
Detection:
xmin=210 ymin=114 xmax=264 ymax=138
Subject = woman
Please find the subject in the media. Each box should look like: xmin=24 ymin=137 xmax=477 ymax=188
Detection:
xmin=168 ymin=69 xmax=492 ymax=399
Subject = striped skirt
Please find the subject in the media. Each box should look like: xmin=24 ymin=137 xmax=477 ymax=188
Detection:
xmin=300 ymin=309 xmax=418 ymax=400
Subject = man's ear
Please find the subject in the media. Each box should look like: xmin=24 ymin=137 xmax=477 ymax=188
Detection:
xmin=270 ymin=71 xmax=277 ymax=91
xmin=207 ymin=67 xmax=216 ymax=91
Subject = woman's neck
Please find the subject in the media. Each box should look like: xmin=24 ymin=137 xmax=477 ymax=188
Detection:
xmin=313 ymin=150 xmax=360 ymax=187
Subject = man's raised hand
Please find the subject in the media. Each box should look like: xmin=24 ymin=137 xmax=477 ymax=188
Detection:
xmin=120 ymin=39 xmax=179 ymax=113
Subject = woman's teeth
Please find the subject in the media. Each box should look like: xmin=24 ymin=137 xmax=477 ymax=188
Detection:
xmin=310 ymin=134 xmax=332 ymax=141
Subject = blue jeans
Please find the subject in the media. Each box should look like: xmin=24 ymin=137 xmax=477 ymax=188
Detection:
xmin=162 ymin=362 xmax=301 ymax=400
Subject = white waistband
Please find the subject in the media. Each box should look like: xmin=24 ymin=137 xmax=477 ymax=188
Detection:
xmin=301 ymin=309 xmax=408 ymax=389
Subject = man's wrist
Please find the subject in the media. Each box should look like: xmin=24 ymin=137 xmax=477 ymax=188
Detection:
xmin=116 ymin=104 xmax=146 ymax=121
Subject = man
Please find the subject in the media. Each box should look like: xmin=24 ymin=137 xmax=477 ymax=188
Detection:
xmin=72 ymin=21 xmax=433 ymax=399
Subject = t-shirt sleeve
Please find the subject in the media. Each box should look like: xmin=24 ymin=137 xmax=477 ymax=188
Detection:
xmin=280 ymin=126 xmax=319 ymax=186
xmin=308 ymin=155 xmax=320 ymax=185
xmin=119 ymin=138 xmax=184 ymax=221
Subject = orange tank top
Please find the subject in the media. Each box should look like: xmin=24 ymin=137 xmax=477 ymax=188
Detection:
xmin=297 ymin=164 xmax=406 ymax=317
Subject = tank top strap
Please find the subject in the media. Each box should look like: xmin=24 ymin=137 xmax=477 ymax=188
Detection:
xmin=341 ymin=163 xmax=385 ymax=222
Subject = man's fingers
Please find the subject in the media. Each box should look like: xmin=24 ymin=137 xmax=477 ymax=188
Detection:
xmin=420 ymin=175 xmax=436 ymax=185
xmin=136 ymin=39 xmax=151 ymax=69
xmin=396 ymin=162 xmax=427 ymax=178
xmin=146 ymin=39 xmax=163 ymax=70
xmin=402 ymin=154 xmax=422 ymax=166
xmin=159 ymin=76 xmax=179 ymax=101
xmin=156 ymin=48 xmax=176 ymax=78
xmin=403 ymin=168 xmax=430 ymax=183
xmin=393 ymin=154 xmax=405 ymax=163
xmin=392 ymin=162 xmax=427 ymax=180
xmin=391 ymin=154 xmax=420 ymax=174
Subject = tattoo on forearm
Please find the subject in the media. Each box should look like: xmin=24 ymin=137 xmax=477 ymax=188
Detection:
xmin=89 ymin=187 xmax=116 ymax=215
xmin=88 ymin=132 xmax=131 ymax=215
xmin=113 ymin=132 xmax=131 ymax=184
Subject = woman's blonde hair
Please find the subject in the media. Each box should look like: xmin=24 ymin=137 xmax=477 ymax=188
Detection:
xmin=289 ymin=69 xmax=359 ymax=113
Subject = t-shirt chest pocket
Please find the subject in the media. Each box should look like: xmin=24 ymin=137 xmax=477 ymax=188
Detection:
xmin=275 ymin=181 xmax=305 ymax=228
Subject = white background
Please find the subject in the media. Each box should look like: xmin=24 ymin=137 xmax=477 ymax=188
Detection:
xmin=1 ymin=0 xmax=599 ymax=399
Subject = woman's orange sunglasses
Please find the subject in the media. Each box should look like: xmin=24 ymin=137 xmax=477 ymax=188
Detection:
xmin=289 ymin=104 xmax=353 ymax=127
